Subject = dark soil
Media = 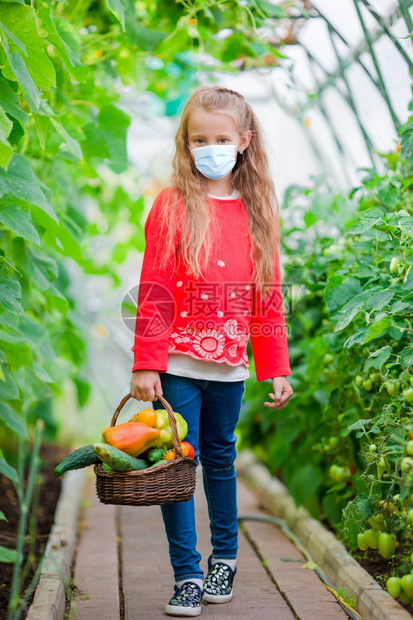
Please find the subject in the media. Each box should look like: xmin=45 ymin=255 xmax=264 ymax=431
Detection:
xmin=0 ymin=444 xmax=68 ymax=620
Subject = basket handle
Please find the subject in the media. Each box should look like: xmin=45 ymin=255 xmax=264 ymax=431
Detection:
xmin=110 ymin=393 xmax=184 ymax=458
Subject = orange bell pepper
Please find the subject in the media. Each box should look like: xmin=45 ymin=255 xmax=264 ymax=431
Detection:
xmin=102 ymin=422 xmax=160 ymax=457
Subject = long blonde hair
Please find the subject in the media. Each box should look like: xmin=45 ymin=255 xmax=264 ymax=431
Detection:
xmin=154 ymin=85 xmax=281 ymax=299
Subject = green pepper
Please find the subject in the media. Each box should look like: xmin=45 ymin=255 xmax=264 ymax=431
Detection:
xmin=357 ymin=533 xmax=368 ymax=551
xmin=152 ymin=409 xmax=188 ymax=449
xmin=368 ymin=513 xmax=385 ymax=530
xmin=363 ymin=529 xmax=380 ymax=549
xmin=387 ymin=577 xmax=401 ymax=599
xmin=378 ymin=532 xmax=396 ymax=559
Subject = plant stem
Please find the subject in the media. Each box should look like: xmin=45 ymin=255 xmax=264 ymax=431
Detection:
xmin=7 ymin=420 xmax=43 ymax=620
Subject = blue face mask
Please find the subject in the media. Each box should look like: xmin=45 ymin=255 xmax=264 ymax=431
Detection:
xmin=191 ymin=144 xmax=238 ymax=180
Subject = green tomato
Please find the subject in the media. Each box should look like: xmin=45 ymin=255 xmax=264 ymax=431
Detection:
xmin=401 ymin=574 xmax=413 ymax=599
xmin=369 ymin=372 xmax=379 ymax=385
xmin=323 ymin=353 xmax=334 ymax=364
xmin=336 ymin=466 xmax=351 ymax=483
xmin=406 ymin=441 xmax=413 ymax=457
xmin=378 ymin=532 xmax=396 ymax=559
xmin=386 ymin=381 xmax=397 ymax=396
xmin=401 ymin=457 xmax=413 ymax=473
xmin=387 ymin=577 xmax=402 ymax=599
xmin=368 ymin=513 xmax=386 ymax=530
xmin=329 ymin=464 xmax=350 ymax=484
xmin=363 ymin=529 xmax=380 ymax=549
xmin=362 ymin=379 xmax=373 ymax=391
xmin=329 ymin=436 xmax=339 ymax=449
xmin=390 ymin=257 xmax=401 ymax=275
xmin=355 ymin=375 xmax=364 ymax=387
xmin=410 ymin=376 xmax=413 ymax=388
xmin=407 ymin=509 xmax=413 ymax=525
xmin=369 ymin=444 xmax=377 ymax=453
xmin=403 ymin=388 xmax=413 ymax=403
xmin=357 ymin=533 xmax=368 ymax=551
xmin=329 ymin=464 xmax=340 ymax=482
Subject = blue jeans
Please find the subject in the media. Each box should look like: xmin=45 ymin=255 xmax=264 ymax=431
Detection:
xmin=153 ymin=373 xmax=245 ymax=582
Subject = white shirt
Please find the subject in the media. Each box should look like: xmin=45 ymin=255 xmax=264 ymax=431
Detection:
xmin=166 ymin=189 xmax=250 ymax=382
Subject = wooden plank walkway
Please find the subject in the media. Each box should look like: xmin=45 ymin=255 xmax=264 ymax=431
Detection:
xmin=69 ymin=468 xmax=349 ymax=620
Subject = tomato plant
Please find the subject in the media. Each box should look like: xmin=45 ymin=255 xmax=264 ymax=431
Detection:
xmin=239 ymin=97 xmax=413 ymax=592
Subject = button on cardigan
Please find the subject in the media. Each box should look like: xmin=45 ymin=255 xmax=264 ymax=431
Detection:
xmin=131 ymin=188 xmax=292 ymax=382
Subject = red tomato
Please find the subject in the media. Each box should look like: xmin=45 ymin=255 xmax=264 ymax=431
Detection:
xmin=180 ymin=441 xmax=195 ymax=459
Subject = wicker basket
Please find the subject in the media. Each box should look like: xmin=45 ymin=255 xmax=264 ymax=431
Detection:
xmin=94 ymin=393 xmax=196 ymax=506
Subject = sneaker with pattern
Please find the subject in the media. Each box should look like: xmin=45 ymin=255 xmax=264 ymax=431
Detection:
xmin=165 ymin=581 xmax=203 ymax=617
xmin=202 ymin=556 xmax=237 ymax=604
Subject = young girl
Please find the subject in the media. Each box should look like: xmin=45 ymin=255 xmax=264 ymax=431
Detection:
xmin=130 ymin=85 xmax=293 ymax=617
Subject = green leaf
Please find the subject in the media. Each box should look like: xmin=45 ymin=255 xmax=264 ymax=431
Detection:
xmin=398 ymin=217 xmax=413 ymax=238
xmin=125 ymin=11 xmax=168 ymax=51
xmin=0 ymin=21 xmax=27 ymax=55
xmin=3 ymin=49 xmax=42 ymax=112
xmin=389 ymin=300 xmax=411 ymax=313
xmin=0 ymin=196 xmax=40 ymax=244
xmin=0 ymin=400 xmax=26 ymax=437
xmin=0 ymin=330 xmax=31 ymax=368
xmin=333 ymin=291 xmax=372 ymax=332
xmin=289 ymin=465 xmax=322 ymax=505
xmin=367 ymin=345 xmax=391 ymax=369
xmin=50 ymin=117 xmax=82 ymax=159
xmin=348 ymin=419 xmax=372 ymax=431
xmin=378 ymin=182 xmax=399 ymax=207
xmin=1 ymin=4 xmax=56 ymax=88
xmin=33 ymin=363 xmax=54 ymax=383
xmin=0 ymin=154 xmax=57 ymax=222
xmin=400 ymin=121 xmax=413 ymax=159
xmin=254 ymin=0 xmax=289 ymax=17
xmin=0 ymin=510 xmax=8 ymax=522
xmin=38 ymin=8 xmax=88 ymax=82
xmin=0 ymin=126 xmax=14 ymax=169
xmin=0 ymin=351 xmax=19 ymax=399
xmin=48 ymin=284 xmax=69 ymax=315
xmin=347 ymin=207 xmax=385 ymax=235
xmin=0 ymin=107 xmax=13 ymax=140
xmin=0 ymin=545 xmax=21 ymax=563
xmin=33 ymin=113 xmax=50 ymax=151
xmin=96 ymin=104 xmax=131 ymax=171
xmin=0 ymin=272 xmax=23 ymax=315
xmin=403 ymin=266 xmax=413 ymax=290
xmin=365 ymin=288 xmax=395 ymax=311
xmin=106 ymin=0 xmax=126 ymax=30
xmin=364 ymin=317 xmax=391 ymax=344
xmin=0 ymin=457 xmax=18 ymax=486
xmin=0 ymin=76 xmax=28 ymax=124
xmin=325 ymin=277 xmax=362 ymax=311
xmin=400 ymin=347 xmax=413 ymax=368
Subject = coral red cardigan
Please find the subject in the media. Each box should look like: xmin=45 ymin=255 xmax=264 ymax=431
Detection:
xmin=131 ymin=188 xmax=292 ymax=382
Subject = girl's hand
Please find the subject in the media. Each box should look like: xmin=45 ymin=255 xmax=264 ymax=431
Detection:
xmin=264 ymin=376 xmax=293 ymax=410
xmin=130 ymin=370 xmax=163 ymax=402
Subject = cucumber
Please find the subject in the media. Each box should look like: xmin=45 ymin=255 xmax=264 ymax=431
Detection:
xmin=101 ymin=463 xmax=115 ymax=472
xmin=149 ymin=459 xmax=166 ymax=468
xmin=147 ymin=448 xmax=164 ymax=464
xmin=54 ymin=444 xmax=101 ymax=477
xmin=93 ymin=443 xmax=148 ymax=472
